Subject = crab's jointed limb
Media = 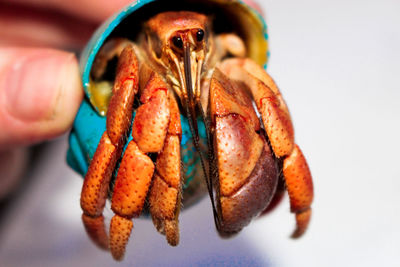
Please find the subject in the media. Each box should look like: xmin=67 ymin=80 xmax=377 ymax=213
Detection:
xmin=219 ymin=58 xmax=314 ymax=237
xmin=148 ymin=94 xmax=182 ymax=246
xmin=80 ymin=44 xmax=139 ymax=252
xmin=109 ymin=58 xmax=177 ymax=260
xmin=80 ymin=45 xmax=139 ymax=257
xmin=283 ymin=145 xmax=313 ymax=238
xmin=209 ymin=69 xmax=279 ymax=235
xmin=80 ymin=44 xmax=182 ymax=260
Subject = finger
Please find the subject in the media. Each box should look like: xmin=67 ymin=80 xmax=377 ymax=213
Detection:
xmin=6 ymin=0 xmax=133 ymax=23
xmin=0 ymin=2 xmax=97 ymax=49
xmin=0 ymin=47 xmax=83 ymax=148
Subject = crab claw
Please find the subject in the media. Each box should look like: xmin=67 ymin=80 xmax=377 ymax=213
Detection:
xmin=210 ymin=69 xmax=279 ymax=235
xmin=220 ymin=58 xmax=313 ymax=237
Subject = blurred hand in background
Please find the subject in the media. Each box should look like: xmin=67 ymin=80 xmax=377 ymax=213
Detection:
xmin=0 ymin=0 xmax=133 ymax=198
xmin=0 ymin=0 xmax=135 ymax=148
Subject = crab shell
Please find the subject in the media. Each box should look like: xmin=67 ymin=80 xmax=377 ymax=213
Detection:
xmin=67 ymin=0 xmax=269 ymax=207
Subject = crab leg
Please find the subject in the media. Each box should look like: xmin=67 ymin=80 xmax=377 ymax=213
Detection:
xmin=219 ymin=58 xmax=313 ymax=237
xmin=220 ymin=58 xmax=293 ymax=157
xmin=283 ymin=145 xmax=313 ymax=237
xmin=109 ymin=142 xmax=154 ymax=260
xmin=148 ymin=94 xmax=182 ymax=246
xmin=209 ymin=69 xmax=279 ymax=235
xmin=80 ymin=44 xmax=138 ymax=249
xmin=109 ymin=69 xmax=171 ymax=260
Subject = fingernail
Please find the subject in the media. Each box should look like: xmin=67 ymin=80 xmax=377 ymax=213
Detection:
xmin=3 ymin=50 xmax=75 ymax=122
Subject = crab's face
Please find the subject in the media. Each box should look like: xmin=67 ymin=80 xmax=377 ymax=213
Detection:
xmin=145 ymin=11 xmax=211 ymax=102
xmin=146 ymin=11 xmax=209 ymax=52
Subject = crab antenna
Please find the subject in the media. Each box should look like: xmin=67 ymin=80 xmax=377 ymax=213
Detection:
xmin=184 ymin=44 xmax=198 ymax=136
xmin=183 ymin=44 xmax=221 ymax=228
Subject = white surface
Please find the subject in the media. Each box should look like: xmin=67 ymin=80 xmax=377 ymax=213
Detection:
xmin=1 ymin=0 xmax=400 ymax=266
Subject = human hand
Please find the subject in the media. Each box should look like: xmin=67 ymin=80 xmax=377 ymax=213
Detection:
xmin=0 ymin=0 xmax=132 ymax=198
xmin=0 ymin=0 xmax=135 ymax=147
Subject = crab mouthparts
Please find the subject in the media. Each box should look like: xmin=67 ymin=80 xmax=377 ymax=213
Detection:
xmin=183 ymin=44 xmax=201 ymax=139
xmin=184 ymin=45 xmax=195 ymax=110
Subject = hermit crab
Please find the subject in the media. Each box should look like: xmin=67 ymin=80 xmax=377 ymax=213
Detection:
xmin=67 ymin=0 xmax=313 ymax=261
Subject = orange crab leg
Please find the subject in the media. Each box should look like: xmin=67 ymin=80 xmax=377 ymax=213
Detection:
xmin=220 ymin=58 xmax=294 ymax=157
xmin=80 ymin=133 xmax=119 ymax=218
xmin=109 ymin=141 xmax=154 ymax=260
xmin=81 ymin=214 xmax=109 ymax=250
xmin=80 ymin=44 xmax=139 ymax=250
xmin=79 ymin=133 xmax=119 ymax=249
xmin=109 ymin=214 xmax=134 ymax=261
xmin=106 ymin=45 xmax=139 ymax=147
xmin=149 ymin=94 xmax=182 ymax=246
xmin=220 ymin=58 xmax=313 ymax=237
xmin=109 ymin=70 xmax=171 ymax=260
xmin=131 ymin=71 xmax=170 ymax=153
xmin=283 ymin=145 xmax=313 ymax=237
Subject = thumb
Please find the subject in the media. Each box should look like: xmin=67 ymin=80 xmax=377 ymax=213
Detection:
xmin=0 ymin=48 xmax=83 ymax=148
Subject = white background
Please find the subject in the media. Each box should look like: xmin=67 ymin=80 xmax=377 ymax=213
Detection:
xmin=1 ymin=0 xmax=399 ymax=266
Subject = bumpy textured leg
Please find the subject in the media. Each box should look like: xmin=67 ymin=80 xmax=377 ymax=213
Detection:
xmin=220 ymin=58 xmax=313 ymax=237
xmin=220 ymin=58 xmax=294 ymax=157
xmin=80 ymin=45 xmax=138 ymax=249
xmin=283 ymin=145 xmax=313 ymax=237
xmin=109 ymin=141 xmax=154 ymax=260
xmin=109 ymin=69 xmax=171 ymax=260
xmin=81 ymin=40 xmax=182 ymax=259
xmin=81 ymin=214 xmax=109 ymax=250
xmin=209 ymin=69 xmax=279 ymax=235
xmin=109 ymin=215 xmax=134 ymax=261
xmin=149 ymin=94 xmax=182 ymax=246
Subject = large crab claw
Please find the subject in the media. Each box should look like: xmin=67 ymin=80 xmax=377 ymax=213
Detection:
xmin=209 ymin=69 xmax=279 ymax=235
xmin=210 ymin=59 xmax=314 ymax=237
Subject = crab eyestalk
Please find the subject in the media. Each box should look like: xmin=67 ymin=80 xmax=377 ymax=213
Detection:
xmin=167 ymin=35 xmax=204 ymax=106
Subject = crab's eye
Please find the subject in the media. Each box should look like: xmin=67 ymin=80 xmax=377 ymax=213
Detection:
xmin=196 ymin=29 xmax=204 ymax=42
xmin=172 ymin=36 xmax=183 ymax=49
